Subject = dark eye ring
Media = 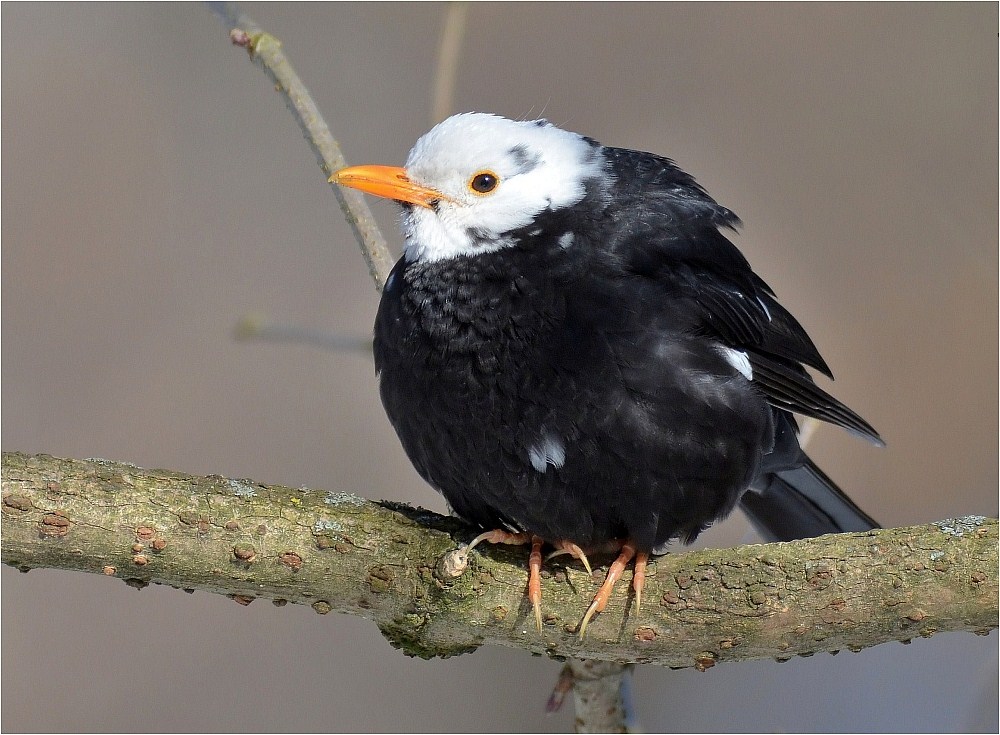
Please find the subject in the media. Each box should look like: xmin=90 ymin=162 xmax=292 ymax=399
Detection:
xmin=469 ymin=171 xmax=500 ymax=195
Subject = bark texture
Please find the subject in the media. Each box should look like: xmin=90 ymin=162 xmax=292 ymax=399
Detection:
xmin=2 ymin=452 xmax=996 ymax=668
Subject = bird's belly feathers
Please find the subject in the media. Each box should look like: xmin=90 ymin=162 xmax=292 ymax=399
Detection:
xmin=374 ymin=262 xmax=774 ymax=549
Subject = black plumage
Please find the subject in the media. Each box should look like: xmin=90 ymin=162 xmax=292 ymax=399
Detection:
xmin=334 ymin=113 xmax=881 ymax=629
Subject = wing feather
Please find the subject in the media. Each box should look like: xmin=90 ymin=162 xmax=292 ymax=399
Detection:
xmin=747 ymin=353 xmax=883 ymax=446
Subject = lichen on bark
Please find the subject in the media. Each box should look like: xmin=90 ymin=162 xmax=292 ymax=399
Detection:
xmin=2 ymin=452 xmax=997 ymax=667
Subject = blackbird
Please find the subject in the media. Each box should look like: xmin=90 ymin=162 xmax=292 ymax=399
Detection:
xmin=333 ymin=113 xmax=881 ymax=635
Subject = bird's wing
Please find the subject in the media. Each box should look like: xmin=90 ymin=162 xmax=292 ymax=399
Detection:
xmin=652 ymin=262 xmax=882 ymax=445
xmin=604 ymin=148 xmax=832 ymax=376
xmin=602 ymin=146 xmax=880 ymax=444
xmin=683 ymin=269 xmax=833 ymax=377
xmin=746 ymin=352 xmax=883 ymax=445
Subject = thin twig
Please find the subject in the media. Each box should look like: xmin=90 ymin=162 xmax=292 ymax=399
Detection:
xmin=209 ymin=3 xmax=395 ymax=289
xmin=234 ymin=314 xmax=373 ymax=355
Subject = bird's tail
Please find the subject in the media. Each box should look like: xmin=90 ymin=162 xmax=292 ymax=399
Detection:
xmin=739 ymin=455 xmax=879 ymax=542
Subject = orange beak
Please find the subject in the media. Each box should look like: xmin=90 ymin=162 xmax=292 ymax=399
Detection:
xmin=329 ymin=165 xmax=446 ymax=209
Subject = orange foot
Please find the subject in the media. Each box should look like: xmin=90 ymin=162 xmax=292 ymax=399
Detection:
xmin=461 ymin=530 xmax=544 ymax=630
xmin=577 ymin=540 xmax=649 ymax=639
xmin=460 ymin=532 xmax=648 ymax=636
xmin=463 ymin=532 xmax=601 ymax=632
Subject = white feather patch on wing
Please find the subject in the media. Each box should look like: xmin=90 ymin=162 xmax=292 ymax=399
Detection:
xmin=716 ymin=345 xmax=753 ymax=380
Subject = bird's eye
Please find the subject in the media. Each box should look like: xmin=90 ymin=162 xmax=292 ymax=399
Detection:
xmin=468 ymin=171 xmax=500 ymax=195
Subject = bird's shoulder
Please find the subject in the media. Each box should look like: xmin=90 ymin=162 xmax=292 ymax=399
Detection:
xmin=593 ymin=146 xmax=831 ymax=374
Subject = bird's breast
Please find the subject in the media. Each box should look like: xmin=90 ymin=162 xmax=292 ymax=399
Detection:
xmin=377 ymin=253 xmax=565 ymax=376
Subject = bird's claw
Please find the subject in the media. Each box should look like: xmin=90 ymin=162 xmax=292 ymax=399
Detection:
xmin=544 ymin=541 xmax=594 ymax=576
xmin=577 ymin=540 xmax=642 ymax=639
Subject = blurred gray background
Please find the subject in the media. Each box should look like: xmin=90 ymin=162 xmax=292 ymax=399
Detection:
xmin=3 ymin=3 xmax=997 ymax=732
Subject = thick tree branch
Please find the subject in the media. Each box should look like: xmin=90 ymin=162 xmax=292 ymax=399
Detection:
xmin=3 ymin=452 xmax=996 ymax=667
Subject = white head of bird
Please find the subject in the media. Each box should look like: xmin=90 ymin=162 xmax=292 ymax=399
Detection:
xmin=333 ymin=113 xmax=607 ymax=263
